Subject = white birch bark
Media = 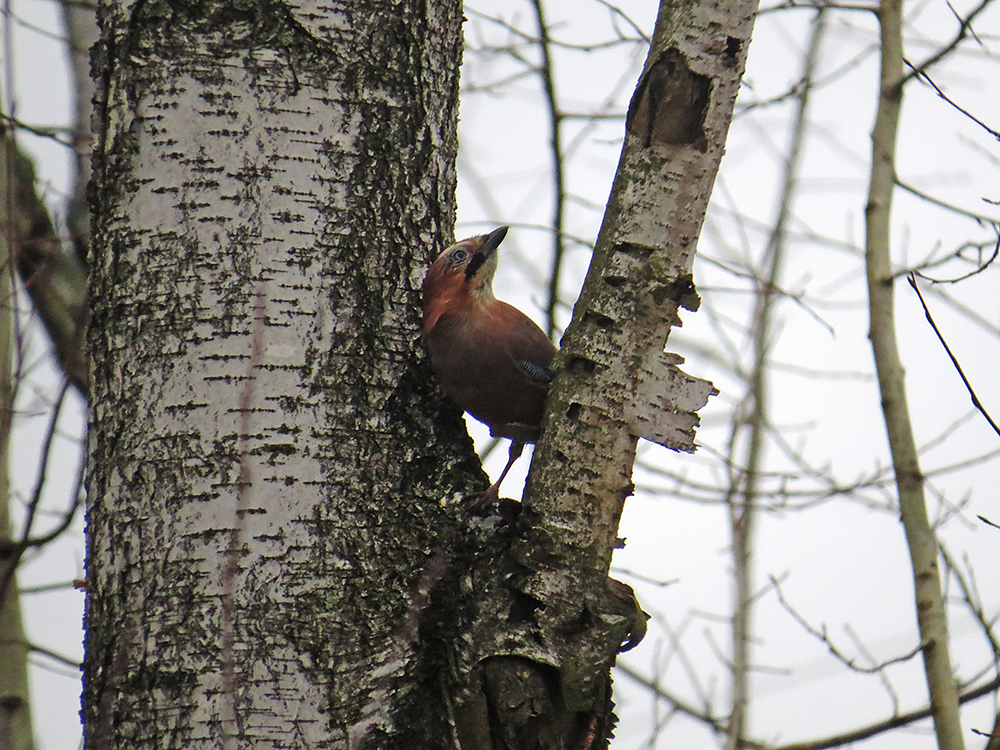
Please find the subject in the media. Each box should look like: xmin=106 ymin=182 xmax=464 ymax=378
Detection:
xmin=86 ymin=3 xmax=471 ymax=748
xmin=507 ymin=0 xmax=758 ymax=722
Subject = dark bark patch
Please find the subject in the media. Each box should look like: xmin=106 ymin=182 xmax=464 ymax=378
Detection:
xmin=582 ymin=310 xmax=615 ymax=329
xmin=508 ymin=589 xmax=544 ymax=627
xmin=602 ymin=274 xmax=626 ymax=288
xmin=673 ymin=273 xmax=702 ymax=312
xmin=626 ymin=47 xmax=710 ymax=152
xmin=482 ymin=657 xmax=572 ymax=749
xmin=612 ymin=241 xmax=652 ymax=259
xmin=725 ymin=36 xmax=743 ymax=66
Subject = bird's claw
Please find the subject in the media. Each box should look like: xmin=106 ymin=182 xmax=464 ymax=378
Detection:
xmin=471 ymin=484 xmax=501 ymax=509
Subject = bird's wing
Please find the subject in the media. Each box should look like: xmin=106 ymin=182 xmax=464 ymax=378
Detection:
xmin=516 ymin=358 xmax=555 ymax=383
xmin=494 ymin=302 xmax=557 ymax=384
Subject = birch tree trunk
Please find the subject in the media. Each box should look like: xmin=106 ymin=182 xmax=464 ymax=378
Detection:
xmin=84 ymin=3 xmax=494 ymax=747
xmin=478 ymin=0 xmax=757 ymax=741
xmin=0 ymin=137 xmax=35 ymax=750
xmin=865 ymin=0 xmax=964 ymax=747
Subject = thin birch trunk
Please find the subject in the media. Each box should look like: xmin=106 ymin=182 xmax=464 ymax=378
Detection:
xmin=0 ymin=132 xmax=35 ymax=750
xmin=486 ymin=0 xmax=758 ymax=740
xmin=865 ymin=0 xmax=965 ymax=747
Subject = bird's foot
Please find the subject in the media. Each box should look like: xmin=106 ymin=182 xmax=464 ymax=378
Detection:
xmin=468 ymin=486 xmax=521 ymax=525
xmin=471 ymin=482 xmax=500 ymax=509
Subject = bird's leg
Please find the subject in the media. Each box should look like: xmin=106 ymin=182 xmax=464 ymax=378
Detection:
xmin=477 ymin=440 xmax=525 ymax=506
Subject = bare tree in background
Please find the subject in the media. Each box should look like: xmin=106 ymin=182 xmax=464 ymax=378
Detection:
xmin=0 ymin=131 xmax=35 ymax=750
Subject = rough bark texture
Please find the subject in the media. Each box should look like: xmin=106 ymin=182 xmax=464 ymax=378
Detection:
xmin=85 ymin=3 xmax=497 ymax=748
xmin=864 ymin=0 xmax=965 ymax=747
xmin=475 ymin=0 xmax=757 ymax=741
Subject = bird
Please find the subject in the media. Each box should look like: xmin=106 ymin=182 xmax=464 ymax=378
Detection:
xmin=422 ymin=226 xmax=557 ymax=504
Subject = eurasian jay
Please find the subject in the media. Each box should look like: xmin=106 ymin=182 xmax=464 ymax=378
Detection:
xmin=422 ymin=226 xmax=556 ymax=503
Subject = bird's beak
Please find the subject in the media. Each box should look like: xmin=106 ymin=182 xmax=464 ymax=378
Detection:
xmin=464 ymin=226 xmax=508 ymax=283
xmin=479 ymin=226 xmax=508 ymax=260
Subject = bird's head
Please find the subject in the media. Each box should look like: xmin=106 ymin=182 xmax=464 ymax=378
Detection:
xmin=422 ymin=226 xmax=508 ymax=317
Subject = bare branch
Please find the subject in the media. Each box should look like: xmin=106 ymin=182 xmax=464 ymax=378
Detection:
xmin=905 ymin=61 xmax=1000 ymax=142
xmin=907 ymin=273 xmax=1000 ymax=438
xmin=771 ymin=575 xmax=924 ymax=675
xmin=771 ymin=677 xmax=1000 ymax=750
xmin=0 ymin=380 xmax=69 ymax=607
xmin=901 ymin=0 xmax=996 ymax=85
xmin=896 ymin=178 xmax=1000 ymax=226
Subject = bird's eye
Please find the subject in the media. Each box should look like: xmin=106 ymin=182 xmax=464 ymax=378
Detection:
xmin=450 ymin=249 xmax=468 ymax=263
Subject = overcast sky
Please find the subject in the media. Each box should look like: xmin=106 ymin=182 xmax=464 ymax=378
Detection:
xmin=8 ymin=1 xmax=1000 ymax=748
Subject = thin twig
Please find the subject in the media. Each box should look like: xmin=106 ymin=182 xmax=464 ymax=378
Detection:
xmin=615 ymin=661 xmax=731 ymax=738
xmin=697 ymin=254 xmax=835 ymax=336
xmin=905 ymin=61 xmax=1000 ymax=142
xmin=907 ymin=273 xmax=1000 ymax=437
xmin=757 ymin=0 xmax=876 ymax=13
xmin=896 ymin=178 xmax=1000 ymax=225
xmin=771 ymin=575 xmax=924 ymax=674
xmin=22 ymin=438 xmax=86 ymax=547
xmin=907 ymin=235 xmax=999 ymax=284
xmin=900 ymin=0 xmax=996 ymax=86
xmin=29 ymin=642 xmax=81 ymax=670
xmin=528 ymin=0 xmax=566 ymax=339
xmin=18 ymin=580 xmax=80 ymax=594
xmin=938 ymin=543 xmax=1000 ymax=662
xmin=590 ymin=0 xmax=651 ymax=43
xmin=0 ymin=380 xmax=69 ymax=606
xmin=0 ymin=113 xmax=73 ymax=146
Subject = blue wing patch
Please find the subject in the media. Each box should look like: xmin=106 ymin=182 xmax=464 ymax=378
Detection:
xmin=517 ymin=360 xmax=555 ymax=383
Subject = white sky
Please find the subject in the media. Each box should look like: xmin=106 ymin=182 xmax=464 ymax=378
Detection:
xmin=7 ymin=0 xmax=1000 ymax=748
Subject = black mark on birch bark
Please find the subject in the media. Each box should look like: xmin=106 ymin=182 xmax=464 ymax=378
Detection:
xmin=725 ymin=36 xmax=742 ymax=66
xmin=582 ymin=310 xmax=615 ymax=329
xmin=603 ymin=274 xmax=626 ymax=288
xmin=626 ymin=48 xmax=710 ymax=151
xmin=567 ymin=357 xmax=596 ymax=373
xmin=613 ymin=242 xmax=652 ymax=259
